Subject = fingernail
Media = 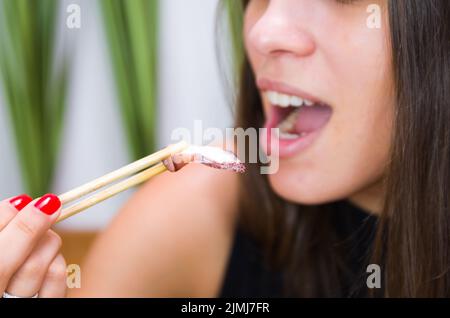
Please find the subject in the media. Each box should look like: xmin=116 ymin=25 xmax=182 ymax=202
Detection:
xmin=34 ymin=194 xmax=61 ymax=215
xmin=163 ymin=158 xmax=175 ymax=172
xmin=9 ymin=194 xmax=33 ymax=211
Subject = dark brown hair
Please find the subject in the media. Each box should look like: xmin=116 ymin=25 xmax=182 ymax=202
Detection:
xmin=228 ymin=0 xmax=450 ymax=297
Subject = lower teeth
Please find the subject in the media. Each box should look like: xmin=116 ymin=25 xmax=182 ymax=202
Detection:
xmin=279 ymin=132 xmax=300 ymax=140
xmin=277 ymin=108 xmax=303 ymax=139
xmin=277 ymin=108 xmax=300 ymax=132
xmin=276 ymin=131 xmax=308 ymax=140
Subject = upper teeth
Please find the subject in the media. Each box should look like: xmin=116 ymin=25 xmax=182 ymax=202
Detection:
xmin=266 ymin=91 xmax=314 ymax=108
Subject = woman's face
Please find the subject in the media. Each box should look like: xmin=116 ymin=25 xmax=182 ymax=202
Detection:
xmin=244 ymin=0 xmax=394 ymax=211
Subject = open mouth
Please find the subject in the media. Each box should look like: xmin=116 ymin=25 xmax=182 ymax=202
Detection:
xmin=266 ymin=90 xmax=333 ymax=140
xmin=261 ymin=87 xmax=333 ymax=158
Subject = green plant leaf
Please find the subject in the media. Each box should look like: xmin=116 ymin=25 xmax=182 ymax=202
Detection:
xmin=99 ymin=0 xmax=158 ymax=160
xmin=0 ymin=0 xmax=69 ymax=197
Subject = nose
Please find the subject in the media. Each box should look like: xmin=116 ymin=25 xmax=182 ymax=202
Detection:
xmin=247 ymin=1 xmax=316 ymax=58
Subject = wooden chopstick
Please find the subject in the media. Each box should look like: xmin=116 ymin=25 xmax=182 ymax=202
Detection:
xmin=56 ymin=140 xmax=189 ymax=223
xmin=57 ymin=163 xmax=167 ymax=223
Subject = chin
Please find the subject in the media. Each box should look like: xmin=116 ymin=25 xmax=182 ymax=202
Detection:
xmin=267 ymin=167 xmax=344 ymax=206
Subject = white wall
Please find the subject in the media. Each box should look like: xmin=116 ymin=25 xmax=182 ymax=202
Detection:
xmin=158 ymin=0 xmax=233 ymax=147
xmin=0 ymin=0 xmax=231 ymax=230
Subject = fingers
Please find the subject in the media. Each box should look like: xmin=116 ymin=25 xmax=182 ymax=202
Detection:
xmin=163 ymin=153 xmax=195 ymax=172
xmin=5 ymin=230 xmax=62 ymax=297
xmin=0 ymin=194 xmax=61 ymax=293
xmin=38 ymin=254 xmax=67 ymax=298
xmin=0 ymin=195 xmax=33 ymax=231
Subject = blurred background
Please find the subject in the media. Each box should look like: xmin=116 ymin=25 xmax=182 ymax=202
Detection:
xmin=0 ymin=0 xmax=242 ymax=263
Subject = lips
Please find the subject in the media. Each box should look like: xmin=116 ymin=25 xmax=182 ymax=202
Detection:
xmin=258 ymin=78 xmax=333 ymax=158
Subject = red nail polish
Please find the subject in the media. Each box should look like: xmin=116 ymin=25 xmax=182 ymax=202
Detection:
xmin=34 ymin=194 xmax=61 ymax=215
xmin=9 ymin=194 xmax=33 ymax=211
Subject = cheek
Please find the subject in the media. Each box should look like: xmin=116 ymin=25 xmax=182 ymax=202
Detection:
xmin=243 ymin=28 xmax=259 ymax=73
xmin=243 ymin=1 xmax=267 ymax=72
xmin=331 ymin=43 xmax=394 ymax=185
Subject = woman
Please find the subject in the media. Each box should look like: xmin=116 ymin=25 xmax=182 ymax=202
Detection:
xmin=2 ymin=0 xmax=449 ymax=297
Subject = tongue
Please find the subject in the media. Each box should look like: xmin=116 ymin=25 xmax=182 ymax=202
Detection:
xmin=294 ymin=105 xmax=332 ymax=133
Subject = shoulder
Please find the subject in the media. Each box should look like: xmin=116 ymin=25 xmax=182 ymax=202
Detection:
xmin=127 ymin=160 xmax=240 ymax=232
xmin=74 ymin=161 xmax=240 ymax=297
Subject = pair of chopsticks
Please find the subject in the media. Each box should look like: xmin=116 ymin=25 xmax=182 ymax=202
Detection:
xmin=56 ymin=140 xmax=189 ymax=223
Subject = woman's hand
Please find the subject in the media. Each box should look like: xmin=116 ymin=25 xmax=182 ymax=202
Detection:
xmin=0 ymin=194 xmax=67 ymax=298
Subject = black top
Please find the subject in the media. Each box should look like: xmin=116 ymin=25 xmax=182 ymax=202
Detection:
xmin=219 ymin=200 xmax=377 ymax=297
